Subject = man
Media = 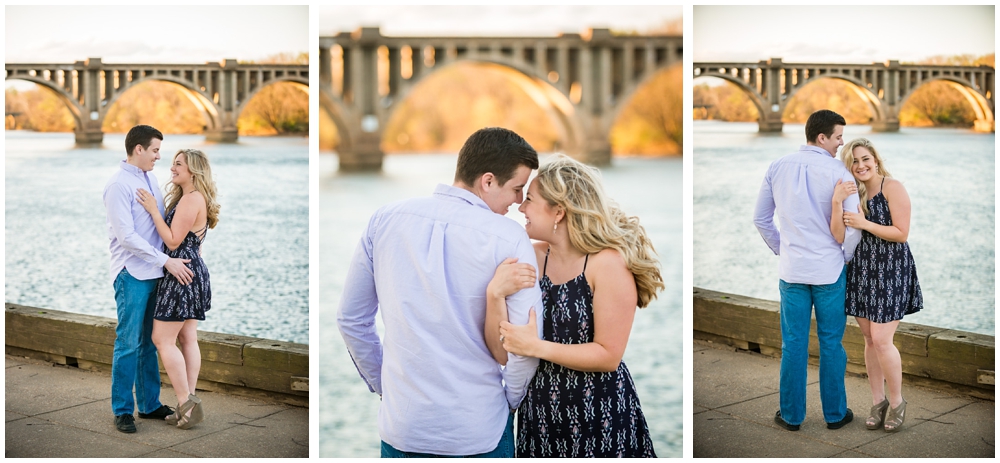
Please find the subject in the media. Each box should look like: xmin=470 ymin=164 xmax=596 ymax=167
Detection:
xmin=753 ymin=109 xmax=861 ymax=431
xmin=104 ymin=125 xmax=194 ymax=433
xmin=338 ymin=127 xmax=543 ymax=457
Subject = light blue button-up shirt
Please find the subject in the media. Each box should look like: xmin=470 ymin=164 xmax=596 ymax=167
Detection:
xmin=337 ymin=183 xmax=543 ymax=456
xmin=104 ymin=160 xmax=168 ymax=284
xmin=754 ymin=145 xmax=862 ymax=285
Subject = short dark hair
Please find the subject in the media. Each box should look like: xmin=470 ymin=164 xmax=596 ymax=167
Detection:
xmin=455 ymin=127 xmax=539 ymax=186
xmin=125 ymin=125 xmax=163 ymax=156
xmin=805 ymin=110 xmax=846 ymax=143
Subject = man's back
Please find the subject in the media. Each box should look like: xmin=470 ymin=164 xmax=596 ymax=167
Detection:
xmin=754 ymin=145 xmax=860 ymax=285
xmin=338 ymin=184 xmax=542 ymax=455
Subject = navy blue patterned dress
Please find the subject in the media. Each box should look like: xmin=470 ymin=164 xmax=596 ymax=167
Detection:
xmin=153 ymin=207 xmax=211 ymax=322
xmin=845 ymin=178 xmax=922 ymax=323
xmin=516 ymin=249 xmax=655 ymax=458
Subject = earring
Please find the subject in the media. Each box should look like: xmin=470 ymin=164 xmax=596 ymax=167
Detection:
xmin=553 ymin=222 xmax=558 ymax=232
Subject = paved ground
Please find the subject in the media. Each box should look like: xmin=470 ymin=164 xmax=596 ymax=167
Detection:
xmin=693 ymin=339 xmax=995 ymax=458
xmin=5 ymin=354 xmax=308 ymax=458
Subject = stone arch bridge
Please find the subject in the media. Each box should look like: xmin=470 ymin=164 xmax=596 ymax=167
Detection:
xmin=5 ymin=58 xmax=308 ymax=145
xmin=321 ymin=27 xmax=682 ymax=170
xmin=694 ymin=58 xmax=994 ymax=133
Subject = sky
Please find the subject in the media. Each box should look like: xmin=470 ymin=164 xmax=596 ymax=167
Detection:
xmin=319 ymin=5 xmax=681 ymax=37
xmin=5 ymin=6 xmax=308 ymax=64
xmin=695 ymin=5 xmax=994 ymax=63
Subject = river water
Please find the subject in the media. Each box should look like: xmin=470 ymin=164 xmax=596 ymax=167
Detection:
xmin=4 ymin=131 xmax=309 ymax=344
xmin=319 ymin=153 xmax=683 ymax=457
xmin=694 ymin=121 xmax=995 ymax=335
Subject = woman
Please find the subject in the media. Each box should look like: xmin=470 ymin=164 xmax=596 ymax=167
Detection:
xmin=485 ymin=155 xmax=663 ymax=457
xmin=136 ymin=148 xmax=220 ymax=430
xmin=831 ymin=138 xmax=922 ymax=433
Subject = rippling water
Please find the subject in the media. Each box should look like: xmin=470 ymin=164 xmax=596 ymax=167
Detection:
xmin=319 ymin=153 xmax=682 ymax=457
xmin=4 ymin=131 xmax=309 ymax=344
xmin=694 ymin=121 xmax=995 ymax=335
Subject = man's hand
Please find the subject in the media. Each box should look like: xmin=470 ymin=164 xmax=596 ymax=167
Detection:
xmin=164 ymin=258 xmax=194 ymax=285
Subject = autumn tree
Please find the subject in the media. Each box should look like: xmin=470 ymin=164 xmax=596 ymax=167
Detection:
xmin=4 ymin=86 xmax=75 ymax=132
xmin=611 ymin=65 xmax=683 ymax=156
xmin=692 ymin=81 xmax=758 ymax=122
xmin=238 ymin=82 xmax=308 ymax=135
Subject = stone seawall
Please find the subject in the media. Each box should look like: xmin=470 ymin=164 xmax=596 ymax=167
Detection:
xmin=5 ymin=303 xmax=308 ymax=407
xmin=693 ymin=288 xmax=994 ymax=400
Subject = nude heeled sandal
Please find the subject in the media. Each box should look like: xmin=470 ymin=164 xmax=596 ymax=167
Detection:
xmin=884 ymin=399 xmax=907 ymax=432
xmin=866 ymin=398 xmax=890 ymax=430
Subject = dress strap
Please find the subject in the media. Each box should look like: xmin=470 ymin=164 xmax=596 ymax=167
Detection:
xmin=193 ymin=224 xmax=208 ymax=242
xmin=582 ymin=254 xmax=590 ymax=272
xmin=543 ymin=246 xmax=550 ymax=276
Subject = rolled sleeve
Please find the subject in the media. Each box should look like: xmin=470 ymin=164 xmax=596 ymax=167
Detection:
xmin=337 ymin=213 xmax=384 ymax=395
xmin=499 ymin=235 xmax=542 ymax=409
xmin=841 ymin=172 xmax=862 ymax=262
xmin=753 ymin=170 xmax=780 ymax=255
xmin=104 ymin=182 xmax=168 ymax=267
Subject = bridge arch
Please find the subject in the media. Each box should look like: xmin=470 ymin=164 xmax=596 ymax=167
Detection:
xmin=899 ymin=76 xmax=995 ymax=131
xmin=235 ymin=76 xmax=309 ymax=121
xmin=693 ymin=73 xmax=768 ymax=127
xmin=6 ymin=59 xmax=308 ymax=145
xmin=323 ymin=28 xmax=683 ymax=169
xmin=320 ymin=88 xmax=353 ymax=155
xmin=694 ymin=59 xmax=995 ymax=133
xmin=385 ymin=58 xmax=583 ymax=156
xmin=5 ymin=76 xmax=86 ymax=134
xmin=101 ymin=76 xmax=222 ymax=133
xmin=781 ymin=74 xmax=886 ymax=125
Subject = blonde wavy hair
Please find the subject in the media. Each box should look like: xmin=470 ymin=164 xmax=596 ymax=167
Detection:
xmin=840 ymin=138 xmax=892 ymax=217
xmin=164 ymin=149 xmax=220 ymax=229
xmin=534 ymin=155 xmax=664 ymax=308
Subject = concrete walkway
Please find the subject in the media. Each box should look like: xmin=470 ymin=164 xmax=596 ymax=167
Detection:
xmin=5 ymin=355 xmax=308 ymax=458
xmin=693 ymin=339 xmax=995 ymax=458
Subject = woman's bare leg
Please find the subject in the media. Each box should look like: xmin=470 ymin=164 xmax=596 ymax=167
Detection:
xmin=152 ymin=320 xmax=188 ymax=406
xmin=856 ymin=317 xmax=886 ymax=405
xmin=870 ymin=320 xmax=903 ymax=407
xmin=178 ymin=319 xmax=201 ymax=395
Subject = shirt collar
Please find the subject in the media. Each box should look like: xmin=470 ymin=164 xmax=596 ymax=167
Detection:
xmin=120 ymin=159 xmax=146 ymax=177
xmin=433 ymin=184 xmax=492 ymax=212
xmin=800 ymin=145 xmax=834 ymax=158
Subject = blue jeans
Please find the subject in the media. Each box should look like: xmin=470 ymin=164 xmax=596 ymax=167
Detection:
xmin=111 ymin=269 xmax=164 ymax=416
xmin=778 ymin=266 xmax=848 ymax=425
xmin=380 ymin=412 xmax=514 ymax=458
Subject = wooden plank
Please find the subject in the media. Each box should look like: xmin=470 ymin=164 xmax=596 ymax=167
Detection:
xmin=198 ymin=331 xmax=259 ymax=366
xmin=243 ymin=340 xmax=308 ymax=373
xmin=693 ymin=315 xmax=783 ymax=348
xmin=928 ymin=330 xmax=995 ymax=367
xmin=5 ymin=329 xmax=114 ymax=364
xmin=198 ymin=359 xmax=308 ymax=396
xmin=291 ymin=376 xmax=309 ymax=392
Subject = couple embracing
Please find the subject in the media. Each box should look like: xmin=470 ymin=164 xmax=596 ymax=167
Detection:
xmin=755 ymin=110 xmax=923 ymax=434
xmin=338 ymin=127 xmax=664 ymax=457
xmin=104 ymin=125 xmax=219 ymax=433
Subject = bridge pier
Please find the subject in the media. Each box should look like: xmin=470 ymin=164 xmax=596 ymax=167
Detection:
xmin=871 ymin=120 xmax=900 ymax=132
xmin=578 ymin=142 xmax=612 ymax=166
xmin=74 ymin=129 xmax=104 ymax=147
xmin=338 ymin=132 xmax=384 ymax=171
xmin=758 ymin=118 xmax=783 ymax=133
xmin=974 ymin=120 xmax=995 ymax=132
xmin=205 ymin=128 xmax=239 ymax=143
